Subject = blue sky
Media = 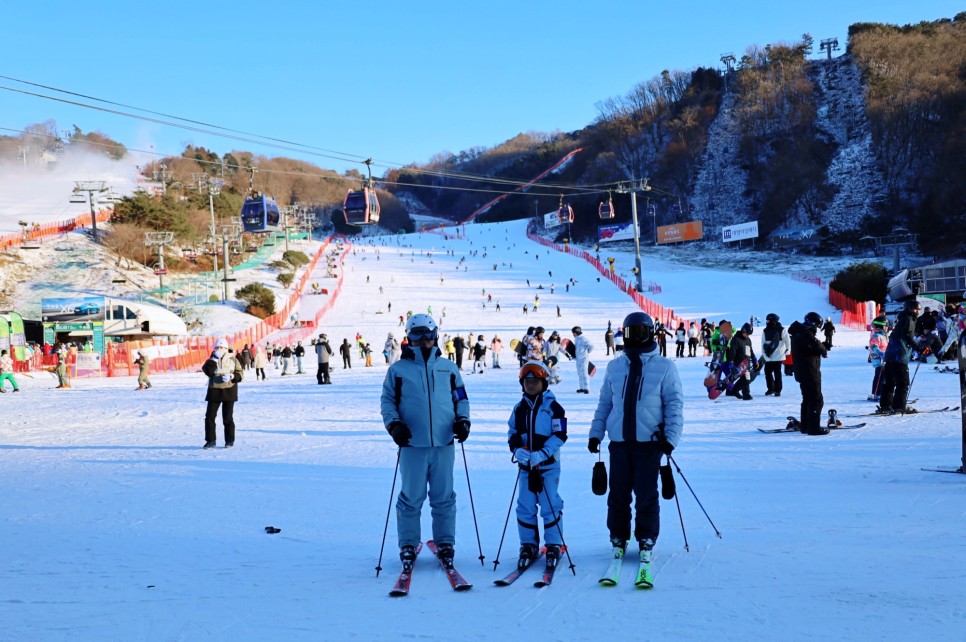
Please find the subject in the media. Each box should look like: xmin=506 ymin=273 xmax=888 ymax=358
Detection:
xmin=1 ymin=1 xmax=961 ymax=177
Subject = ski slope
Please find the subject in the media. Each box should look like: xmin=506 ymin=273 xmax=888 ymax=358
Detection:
xmin=1 ymin=219 xmax=963 ymax=641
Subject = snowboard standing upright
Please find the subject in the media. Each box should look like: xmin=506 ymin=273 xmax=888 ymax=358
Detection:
xmin=560 ymin=338 xmax=596 ymax=377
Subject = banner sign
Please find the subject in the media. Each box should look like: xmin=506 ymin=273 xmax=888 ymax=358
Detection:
xmin=41 ymin=296 xmax=106 ymax=323
xmin=657 ymin=221 xmax=703 ymax=245
xmin=543 ymin=208 xmax=572 ymax=229
xmin=140 ymin=344 xmax=186 ymax=359
xmin=722 ymin=221 xmax=759 ymax=243
xmin=74 ymin=352 xmax=102 ymax=378
xmin=598 ymin=222 xmax=636 ymax=243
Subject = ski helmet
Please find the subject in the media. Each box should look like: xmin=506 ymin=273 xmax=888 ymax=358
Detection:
xmin=903 ymin=299 xmax=921 ymax=313
xmin=766 ymin=313 xmax=779 ymax=323
xmin=405 ymin=313 xmax=438 ymax=343
xmin=572 ymin=326 xmax=582 ymax=335
xmin=519 ymin=360 xmax=550 ymax=391
xmin=740 ymin=323 xmax=753 ymax=335
xmin=622 ymin=311 xmax=655 ymax=347
xmin=803 ymin=312 xmax=823 ymax=329
xmin=871 ymin=315 xmax=887 ymax=328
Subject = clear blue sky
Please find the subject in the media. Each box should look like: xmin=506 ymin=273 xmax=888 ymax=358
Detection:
xmin=1 ymin=1 xmax=961 ymax=177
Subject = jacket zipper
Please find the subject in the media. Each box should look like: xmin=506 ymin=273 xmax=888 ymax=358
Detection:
xmin=423 ymin=357 xmax=434 ymax=447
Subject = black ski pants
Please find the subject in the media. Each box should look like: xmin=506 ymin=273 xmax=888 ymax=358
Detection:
xmin=878 ymin=361 xmax=911 ymax=411
xmin=607 ymin=441 xmax=662 ymax=543
xmin=797 ymin=374 xmax=823 ymax=434
xmin=317 ymin=362 xmax=331 ymax=384
xmin=764 ymin=361 xmax=783 ymax=394
xmin=205 ymin=400 xmax=235 ymax=444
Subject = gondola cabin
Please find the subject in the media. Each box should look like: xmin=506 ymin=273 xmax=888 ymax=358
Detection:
xmin=343 ymin=187 xmax=381 ymax=225
xmin=598 ymin=200 xmax=615 ymax=219
xmin=558 ymin=204 xmax=575 ymax=224
xmin=240 ymin=194 xmax=281 ymax=233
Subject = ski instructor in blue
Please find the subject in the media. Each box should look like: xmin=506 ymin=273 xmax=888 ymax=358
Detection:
xmin=588 ymin=311 xmax=683 ymax=584
xmin=381 ymin=313 xmax=471 ymax=568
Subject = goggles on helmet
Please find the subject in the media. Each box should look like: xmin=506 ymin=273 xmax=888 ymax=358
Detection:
xmin=407 ymin=327 xmax=437 ymax=343
xmin=623 ymin=324 xmax=653 ymax=342
xmin=519 ymin=362 xmax=549 ymax=380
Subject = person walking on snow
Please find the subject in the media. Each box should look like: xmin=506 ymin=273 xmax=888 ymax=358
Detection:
xmin=761 ymin=313 xmax=791 ymax=397
xmin=572 ymin=326 xmax=594 ymax=393
xmin=490 ymin=335 xmax=503 ymax=369
xmin=867 ymin=316 xmax=888 ymax=402
xmin=339 ymin=339 xmax=352 ymax=369
xmin=381 ymin=314 xmax=471 ymax=569
xmin=202 ymin=338 xmax=244 ymax=449
xmin=134 ymin=350 xmax=152 ymax=390
xmin=789 ymin=312 xmax=829 ymax=434
xmin=507 ymin=361 xmax=568 ymax=572
xmin=315 ymin=334 xmax=333 ymax=384
xmin=254 ymin=344 xmax=268 ymax=380
xmin=877 ymin=300 xmax=920 ymax=415
xmin=588 ymin=311 xmax=683 ymax=585
xmin=0 ymin=350 xmax=20 ymax=392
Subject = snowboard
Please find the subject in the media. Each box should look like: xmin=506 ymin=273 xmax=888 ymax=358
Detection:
xmin=510 ymin=338 xmax=526 ymax=357
xmin=560 ymin=338 xmax=596 ymax=377
xmin=708 ymin=358 xmax=749 ymax=400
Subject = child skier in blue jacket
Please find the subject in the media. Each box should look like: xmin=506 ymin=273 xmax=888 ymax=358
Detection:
xmin=507 ymin=360 xmax=568 ymax=571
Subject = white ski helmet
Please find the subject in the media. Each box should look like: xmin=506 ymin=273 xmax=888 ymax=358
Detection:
xmin=405 ymin=313 xmax=438 ymax=343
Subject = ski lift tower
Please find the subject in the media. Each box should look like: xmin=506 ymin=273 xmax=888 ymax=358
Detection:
xmin=614 ymin=179 xmax=652 ymax=294
xmin=720 ymin=53 xmax=736 ymax=91
xmin=73 ymin=180 xmax=109 ymax=243
xmin=145 ymin=231 xmax=175 ymax=299
xmin=218 ymin=223 xmax=242 ymax=304
xmin=820 ymin=37 xmax=839 ymax=61
xmin=862 ymin=229 xmax=918 ymax=273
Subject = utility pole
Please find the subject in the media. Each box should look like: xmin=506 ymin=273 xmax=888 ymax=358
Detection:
xmin=720 ymin=53 xmax=736 ymax=91
xmin=17 ymin=146 xmax=29 ymax=169
xmin=218 ymin=223 xmax=241 ymax=305
xmin=615 ymin=179 xmax=651 ymax=293
xmin=207 ymin=178 xmax=224 ymax=274
xmin=73 ymin=180 xmax=109 ymax=244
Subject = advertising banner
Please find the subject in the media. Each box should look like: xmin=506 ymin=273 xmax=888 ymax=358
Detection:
xmin=0 ymin=315 xmax=8 ymax=353
xmin=74 ymin=352 xmax=102 ymax=378
xmin=543 ymin=208 xmax=573 ymax=229
xmin=657 ymin=221 xmax=703 ymax=245
xmin=598 ymin=222 xmax=636 ymax=243
xmin=8 ymin=311 xmax=26 ymax=360
xmin=41 ymin=296 xmax=106 ymax=323
xmin=722 ymin=221 xmax=759 ymax=243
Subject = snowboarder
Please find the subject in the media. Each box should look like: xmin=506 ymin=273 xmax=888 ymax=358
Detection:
xmin=381 ymin=314 xmax=471 ymax=567
xmin=572 ymin=326 xmax=593 ymax=393
xmin=789 ymin=312 xmax=829 ymax=434
xmin=508 ymin=361 xmax=568 ymax=571
xmin=588 ymin=312 xmax=683 ymax=582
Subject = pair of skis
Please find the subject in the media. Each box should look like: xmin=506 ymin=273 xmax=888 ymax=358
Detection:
xmin=598 ymin=544 xmax=653 ymax=589
xmin=757 ymin=413 xmax=867 ymax=434
xmin=388 ymin=540 xmax=472 ymax=597
xmin=493 ymin=546 xmax=565 ymax=588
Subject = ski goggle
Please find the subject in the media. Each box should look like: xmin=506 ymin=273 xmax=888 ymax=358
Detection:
xmin=519 ymin=363 xmax=549 ymax=380
xmin=406 ymin=327 xmax=437 ymax=343
xmin=623 ymin=324 xmax=653 ymax=342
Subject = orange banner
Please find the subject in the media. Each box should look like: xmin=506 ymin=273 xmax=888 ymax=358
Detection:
xmin=657 ymin=221 xmax=703 ymax=245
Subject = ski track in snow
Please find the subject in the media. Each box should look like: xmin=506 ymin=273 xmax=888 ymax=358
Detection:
xmin=0 ymin=218 xmax=964 ymax=641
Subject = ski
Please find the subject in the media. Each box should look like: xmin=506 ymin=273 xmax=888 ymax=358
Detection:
xmin=598 ymin=545 xmax=625 ymax=586
xmin=635 ymin=553 xmax=654 ymax=589
xmin=860 ymin=406 xmax=957 ymax=417
xmin=426 ymin=540 xmax=473 ymax=591
xmin=388 ymin=542 xmax=423 ymax=597
xmin=534 ymin=546 xmax=565 ymax=588
xmin=921 ymin=466 xmax=966 ymax=474
xmin=494 ymin=549 xmax=544 ymax=586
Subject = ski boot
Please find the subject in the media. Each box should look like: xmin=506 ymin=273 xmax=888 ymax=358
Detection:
xmin=609 ymin=536 xmax=627 ymax=554
xmin=827 ymin=409 xmax=842 ymax=431
xmin=399 ymin=545 xmax=417 ymax=572
xmin=544 ymin=544 xmax=561 ymax=571
xmin=785 ymin=416 xmax=801 ymax=433
xmin=435 ymin=542 xmax=455 ymax=564
xmin=517 ymin=543 xmax=539 ymax=571
xmin=636 ymin=538 xmax=655 ymax=588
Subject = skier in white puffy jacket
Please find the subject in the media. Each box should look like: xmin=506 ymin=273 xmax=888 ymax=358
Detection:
xmin=572 ymin=326 xmax=593 ymax=394
xmin=588 ymin=311 xmax=683 ymax=571
xmin=380 ymin=314 xmax=471 ymax=567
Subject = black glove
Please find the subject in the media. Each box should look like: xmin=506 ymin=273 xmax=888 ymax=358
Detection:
xmin=588 ymin=437 xmax=601 ymax=454
xmin=508 ymin=433 xmax=523 ymax=452
xmin=655 ymin=435 xmax=675 ymax=456
xmin=454 ymin=419 xmax=471 ymax=444
xmin=388 ymin=421 xmax=411 ymax=447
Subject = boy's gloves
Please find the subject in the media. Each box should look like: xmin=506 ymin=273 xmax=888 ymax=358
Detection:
xmin=529 ymin=449 xmax=549 ymax=467
xmin=514 ymin=448 xmax=530 ymax=466
xmin=508 ymin=433 xmax=523 ymax=451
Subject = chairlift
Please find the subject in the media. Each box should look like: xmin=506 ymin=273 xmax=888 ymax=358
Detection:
xmin=598 ymin=192 xmax=615 ymax=220
xmin=343 ymin=158 xmax=381 ymax=225
xmin=557 ymin=196 xmax=574 ymax=223
xmin=69 ymin=193 xmax=87 ymax=204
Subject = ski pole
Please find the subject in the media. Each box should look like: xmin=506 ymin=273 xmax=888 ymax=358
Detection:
xmin=492 ymin=467 xmax=520 ymax=571
xmin=667 ymin=455 xmax=722 ymax=538
xmin=375 ymin=449 xmax=401 ymax=577
xmin=541 ymin=483 xmax=576 ymax=575
xmin=903 ymin=359 xmax=923 ymax=414
xmin=460 ymin=442 xmax=486 ymax=566
xmin=672 ymin=477 xmax=690 ymax=552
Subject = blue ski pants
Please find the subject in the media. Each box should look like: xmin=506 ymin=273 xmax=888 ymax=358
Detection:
xmin=396 ymin=445 xmax=456 ymax=549
xmin=515 ymin=464 xmax=564 ymax=546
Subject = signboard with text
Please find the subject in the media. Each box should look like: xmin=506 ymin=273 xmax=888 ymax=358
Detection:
xmin=598 ymin=222 xmax=636 ymax=243
xmin=722 ymin=221 xmax=759 ymax=243
xmin=657 ymin=221 xmax=703 ymax=245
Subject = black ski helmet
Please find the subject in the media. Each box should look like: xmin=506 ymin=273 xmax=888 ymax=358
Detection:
xmin=622 ymin=311 xmax=655 ymax=347
xmin=903 ymin=299 xmax=921 ymax=313
xmin=766 ymin=313 xmax=779 ymax=323
xmin=740 ymin=322 xmax=753 ymax=335
xmin=803 ymin=311 xmax=823 ymax=328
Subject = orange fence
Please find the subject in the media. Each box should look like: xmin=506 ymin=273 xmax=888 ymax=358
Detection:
xmin=527 ymin=232 xmax=685 ymax=329
xmin=829 ymin=285 xmax=871 ymax=330
xmin=0 ymin=209 xmax=111 ymax=250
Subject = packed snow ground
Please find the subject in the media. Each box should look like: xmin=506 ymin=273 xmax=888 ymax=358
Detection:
xmin=1 ymin=219 xmax=964 ymax=641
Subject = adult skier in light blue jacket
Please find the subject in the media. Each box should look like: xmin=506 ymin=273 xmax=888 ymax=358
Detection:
xmin=588 ymin=311 xmax=683 ymax=569
xmin=380 ymin=314 xmax=471 ymax=567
